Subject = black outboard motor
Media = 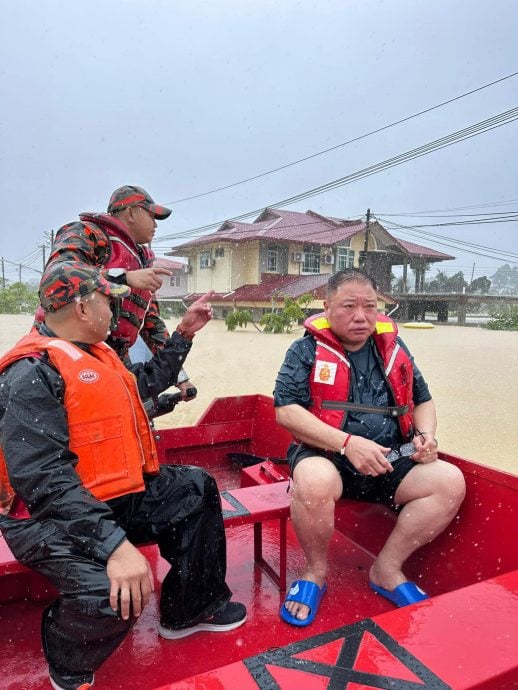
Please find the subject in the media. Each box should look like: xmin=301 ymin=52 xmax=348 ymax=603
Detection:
xmin=143 ymin=386 xmax=197 ymax=420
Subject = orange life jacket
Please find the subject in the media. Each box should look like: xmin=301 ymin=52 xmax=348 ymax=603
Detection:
xmin=0 ymin=333 xmax=159 ymax=515
xmin=304 ymin=313 xmax=415 ymax=441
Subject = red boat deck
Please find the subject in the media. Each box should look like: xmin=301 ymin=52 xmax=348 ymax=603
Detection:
xmin=2 ymin=524 xmax=518 ymax=690
xmin=1 ymin=395 xmax=517 ymax=689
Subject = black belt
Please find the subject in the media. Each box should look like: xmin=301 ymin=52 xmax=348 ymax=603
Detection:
xmin=321 ymin=400 xmax=409 ymax=418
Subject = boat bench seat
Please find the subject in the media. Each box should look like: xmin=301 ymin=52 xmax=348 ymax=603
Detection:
xmin=0 ymin=531 xmax=27 ymax=578
xmin=221 ymin=481 xmax=291 ymax=591
xmin=0 ymin=481 xmax=292 ymax=600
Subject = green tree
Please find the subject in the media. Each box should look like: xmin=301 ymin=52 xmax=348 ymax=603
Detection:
xmin=259 ymin=312 xmax=287 ymax=333
xmin=485 ymin=306 xmax=518 ymax=331
xmin=0 ymin=282 xmax=39 ymax=314
xmin=426 ymin=270 xmax=467 ymax=293
xmin=280 ymin=297 xmax=305 ymax=331
xmin=468 ymin=276 xmax=491 ymax=294
xmin=490 ymin=264 xmax=518 ymax=294
xmin=225 ymin=294 xmax=313 ymax=333
xmin=225 ymin=309 xmax=253 ymax=331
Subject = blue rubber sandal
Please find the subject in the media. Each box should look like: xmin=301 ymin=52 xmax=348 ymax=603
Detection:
xmin=369 ymin=581 xmax=429 ymax=607
xmin=280 ymin=580 xmax=327 ymax=627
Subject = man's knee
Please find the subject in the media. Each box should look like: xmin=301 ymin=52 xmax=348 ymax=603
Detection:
xmin=159 ymin=464 xmax=218 ymax=498
xmin=396 ymin=460 xmax=465 ymax=509
xmin=439 ymin=463 xmax=466 ymax=508
xmin=293 ymin=457 xmax=342 ymax=505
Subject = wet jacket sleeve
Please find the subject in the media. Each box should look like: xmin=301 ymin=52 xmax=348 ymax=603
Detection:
xmin=273 ymin=335 xmax=316 ymax=408
xmin=47 ymin=221 xmax=110 ymax=266
xmin=130 ymin=330 xmax=193 ymax=400
xmin=139 ymin=298 xmax=171 ymax=356
xmin=0 ymin=357 xmax=126 ymax=562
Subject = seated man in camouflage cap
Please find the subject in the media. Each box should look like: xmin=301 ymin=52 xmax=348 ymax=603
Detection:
xmin=41 ymin=185 xmax=193 ymax=395
xmin=0 ymin=262 xmax=246 ymax=690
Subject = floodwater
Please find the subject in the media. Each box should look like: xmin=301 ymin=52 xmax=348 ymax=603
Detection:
xmin=1 ymin=314 xmax=516 ymax=475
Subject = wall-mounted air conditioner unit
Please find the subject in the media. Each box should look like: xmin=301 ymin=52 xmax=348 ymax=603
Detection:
xmin=323 ymin=254 xmax=335 ymax=265
xmin=291 ymin=252 xmax=305 ymax=262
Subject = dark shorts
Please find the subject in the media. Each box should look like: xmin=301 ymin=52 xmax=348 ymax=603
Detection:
xmin=286 ymin=442 xmax=416 ymax=511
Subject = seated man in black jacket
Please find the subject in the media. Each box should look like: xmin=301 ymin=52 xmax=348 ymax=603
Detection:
xmin=0 ymin=262 xmax=245 ymax=690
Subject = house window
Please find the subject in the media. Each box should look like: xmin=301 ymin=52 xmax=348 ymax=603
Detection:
xmin=337 ymin=247 xmax=354 ymax=270
xmin=302 ymin=246 xmax=320 ymax=274
xmin=214 ymin=247 xmax=225 ymax=258
xmin=169 ymin=275 xmax=179 ymax=287
xmin=200 ymin=251 xmax=211 ymax=269
xmin=267 ymin=244 xmax=279 ymax=272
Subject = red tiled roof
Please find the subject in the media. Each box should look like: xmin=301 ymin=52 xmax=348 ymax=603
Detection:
xmin=169 ymin=208 xmax=453 ymax=262
xmin=397 ymin=239 xmax=454 ymax=260
xmin=185 ymin=273 xmax=397 ymax=305
xmin=154 ymin=257 xmax=184 ymax=270
xmin=227 ymin=274 xmax=328 ymax=302
xmin=172 ymin=208 xmax=364 ymax=251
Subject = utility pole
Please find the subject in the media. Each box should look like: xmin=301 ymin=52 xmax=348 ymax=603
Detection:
xmin=470 ymin=262 xmax=475 ymax=286
xmin=39 ymin=244 xmax=47 ymax=270
xmin=43 ymin=229 xmax=55 ymax=248
xmin=19 ymin=264 xmax=22 ymax=283
xmin=1 ymin=257 xmax=5 ymax=290
xmin=361 ymin=208 xmax=371 ymax=269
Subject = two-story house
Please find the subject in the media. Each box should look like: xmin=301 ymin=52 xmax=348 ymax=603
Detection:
xmin=167 ymin=208 xmax=453 ymax=319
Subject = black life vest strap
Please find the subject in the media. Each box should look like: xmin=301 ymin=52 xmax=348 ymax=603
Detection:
xmin=321 ymin=400 xmax=409 ymax=418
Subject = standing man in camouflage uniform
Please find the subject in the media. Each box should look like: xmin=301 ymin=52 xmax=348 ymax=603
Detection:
xmin=43 ymin=185 xmax=193 ymax=395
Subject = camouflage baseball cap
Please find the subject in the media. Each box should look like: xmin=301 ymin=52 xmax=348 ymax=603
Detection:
xmin=40 ymin=261 xmax=131 ymax=313
xmin=107 ymin=185 xmax=172 ymax=220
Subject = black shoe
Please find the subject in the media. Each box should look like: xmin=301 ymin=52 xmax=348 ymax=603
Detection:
xmin=49 ymin=667 xmax=94 ymax=690
xmin=158 ymin=601 xmax=247 ymax=640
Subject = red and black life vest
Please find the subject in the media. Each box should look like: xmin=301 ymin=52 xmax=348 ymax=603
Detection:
xmin=304 ymin=313 xmax=415 ymax=441
xmin=79 ymin=213 xmax=154 ymax=349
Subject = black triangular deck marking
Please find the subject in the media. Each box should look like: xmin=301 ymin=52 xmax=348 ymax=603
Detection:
xmin=243 ymin=618 xmax=451 ymax=689
xmin=221 ymin=490 xmax=251 ymax=519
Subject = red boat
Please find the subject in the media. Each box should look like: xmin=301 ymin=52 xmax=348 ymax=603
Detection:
xmin=1 ymin=394 xmax=517 ymax=689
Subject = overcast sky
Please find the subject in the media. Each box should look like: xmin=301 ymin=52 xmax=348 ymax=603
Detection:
xmin=1 ymin=0 xmax=517 ymax=284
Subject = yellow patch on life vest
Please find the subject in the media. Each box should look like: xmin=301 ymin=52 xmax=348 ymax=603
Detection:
xmin=311 ymin=316 xmax=331 ymax=331
xmin=314 ymin=360 xmax=337 ymax=385
xmin=375 ymin=320 xmax=395 ymax=334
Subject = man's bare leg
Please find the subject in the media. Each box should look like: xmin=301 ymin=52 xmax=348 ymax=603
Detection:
xmin=369 ymin=460 xmax=466 ymax=591
xmin=284 ymin=456 xmax=342 ymax=621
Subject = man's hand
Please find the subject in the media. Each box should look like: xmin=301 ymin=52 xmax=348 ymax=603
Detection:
xmin=126 ymin=267 xmax=172 ymax=292
xmin=412 ymin=400 xmax=438 ymax=463
xmin=176 ymin=291 xmax=215 ymax=338
xmin=345 ymin=436 xmax=393 ymax=476
xmin=107 ymin=540 xmax=154 ymax=620
xmin=177 ymin=379 xmax=197 ymax=401
xmin=411 ymin=431 xmax=439 ymax=463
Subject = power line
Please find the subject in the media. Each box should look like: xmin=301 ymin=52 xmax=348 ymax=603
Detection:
xmin=165 ymin=71 xmax=518 ymax=205
xmin=153 ymin=210 xmax=518 ymax=273
xmin=378 ymin=209 xmax=518 ymax=219
xmin=379 ymin=218 xmax=518 ymax=264
xmin=376 ymin=217 xmax=518 ymax=257
xmin=152 ymin=210 xmax=518 ymax=255
xmin=376 ymin=197 xmax=518 ymax=216
xmin=158 ymin=106 xmax=518 ymax=242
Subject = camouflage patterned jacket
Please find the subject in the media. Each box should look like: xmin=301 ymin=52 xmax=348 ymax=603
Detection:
xmin=46 ymin=213 xmax=169 ymax=364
